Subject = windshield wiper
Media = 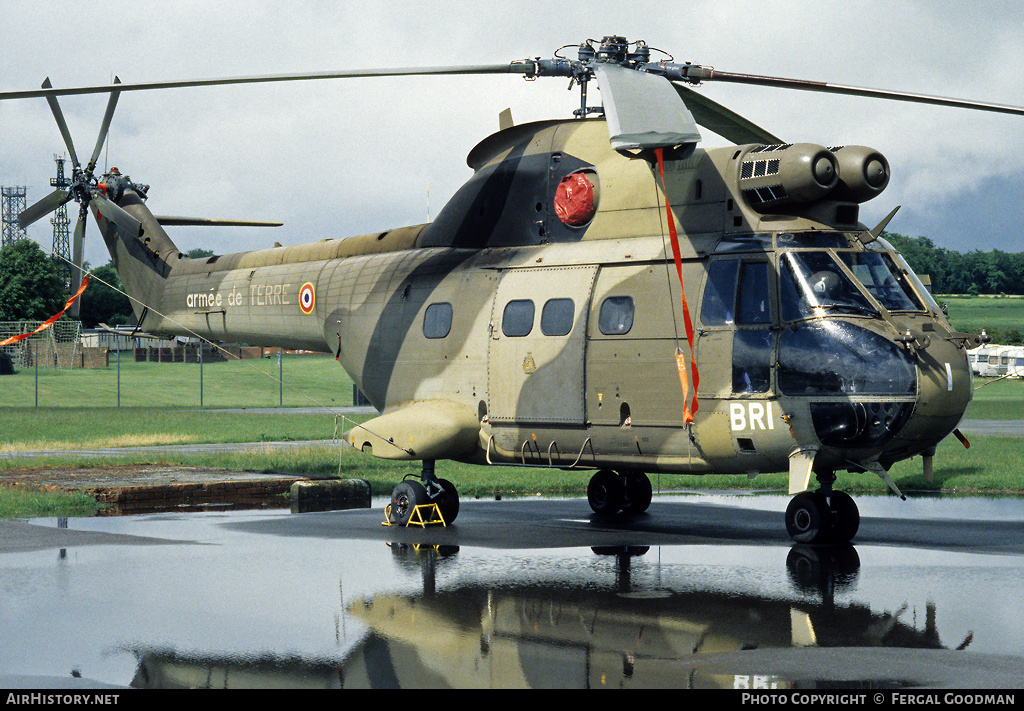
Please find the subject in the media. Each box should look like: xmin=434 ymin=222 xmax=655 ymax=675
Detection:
xmin=820 ymin=302 xmax=878 ymax=317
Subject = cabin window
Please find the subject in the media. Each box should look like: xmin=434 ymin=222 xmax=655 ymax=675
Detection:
xmin=541 ymin=298 xmax=575 ymax=336
xmin=422 ymin=302 xmax=453 ymax=339
xmin=502 ymin=299 xmax=535 ymax=337
xmin=737 ymin=262 xmax=771 ymax=324
xmin=701 ymin=259 xmax=739 ymax=326
xmin=598 ymin=296 xmax=634 ymax=335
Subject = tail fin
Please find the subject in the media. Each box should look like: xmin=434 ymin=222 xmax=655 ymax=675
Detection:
xmin=95 ymin=189 xmax=181 ymax=323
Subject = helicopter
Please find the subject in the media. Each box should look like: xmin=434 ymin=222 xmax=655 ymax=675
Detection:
xmin=5 ymin=36 xmax=1019 ymax=543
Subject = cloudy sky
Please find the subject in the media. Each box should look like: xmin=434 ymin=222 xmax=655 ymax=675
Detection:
xmin=2 ymin=0 xmax=1023 ymax=269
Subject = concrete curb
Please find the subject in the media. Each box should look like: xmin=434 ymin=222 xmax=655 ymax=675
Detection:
xmin=75 ymin=478 xmax=303 ymax=514
xmin=290 ymin=478 xmax=371 ymax=509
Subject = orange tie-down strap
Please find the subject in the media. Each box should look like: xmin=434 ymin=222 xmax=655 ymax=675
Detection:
xmin=655 ymin=147 xmax=699 ymax=423
xmin=0 ymin=275 xmax=91 ymax=347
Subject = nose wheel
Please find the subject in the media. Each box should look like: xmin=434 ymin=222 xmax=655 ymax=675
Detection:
xmin=387 ymin=460 xmax=460 ymax=525
xmin=785 ymin=488 xmax=860 ymax=544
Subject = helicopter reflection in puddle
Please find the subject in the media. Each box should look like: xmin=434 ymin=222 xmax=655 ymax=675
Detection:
xmin=336 ymin=543 xmax=960 ymax=689
xmin=129 ymin=541 xmax=979 ymax=690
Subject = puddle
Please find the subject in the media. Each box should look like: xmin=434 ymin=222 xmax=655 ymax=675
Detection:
xmin=3 ymin=496 xmax=1023 ymax=688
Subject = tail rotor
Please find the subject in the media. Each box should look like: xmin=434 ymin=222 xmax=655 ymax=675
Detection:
xmin=18 ymin=77 xmax=137 ymax=318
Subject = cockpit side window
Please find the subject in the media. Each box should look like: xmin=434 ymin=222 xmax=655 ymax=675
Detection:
xmin=701 ymin=259 xmax=739 ymax=326
xmin=737 ymin=261 xmax=771 ymax=324
xmin=733 ymin=330 xmax=772 ymax=393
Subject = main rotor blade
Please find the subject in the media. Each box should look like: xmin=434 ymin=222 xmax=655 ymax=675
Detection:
xmin=68 ymin=211 xmax=86 ymax=319
xmin=0 ymin=65 xmax=516 ymax=101
xmin=41 ymin=78 xmax=80 ymax=166
xmin=17 ymin=188 xmax=71 ymax=229
xmin=672 ymin=82 xmax=783 ymax=145
xmin=88 ymin=76 xmax=121 ymax=173
xmin=90 ymin=193 xmax=142 ymax=238
xmin=688 ymin=67 xmax=1024 ymax=116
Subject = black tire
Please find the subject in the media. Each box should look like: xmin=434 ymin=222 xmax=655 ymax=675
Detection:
xmin=621 ymin=471 xmax=653 ymax=515
xmin=785 ymin=491 xmax=829 ymax=543
xmin=389 ymin=480 xmax=428 ymax=525
xmin=827 ymin=490 xmax=860 ymax=543
xmin=587 ymin=469 xmax=623 ymax=515
xmin=434 ymin=478 xmax=460 ymax=524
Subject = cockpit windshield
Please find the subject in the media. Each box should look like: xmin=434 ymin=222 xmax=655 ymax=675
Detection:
xmin=835 ymin=251 xmax=924 ymax=311
xmin=780 ymin=251 xmax=877 ymax=320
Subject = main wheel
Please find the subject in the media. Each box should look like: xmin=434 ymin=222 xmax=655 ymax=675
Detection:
xmin=621 ymin=471 xmax=653 ymax=515
xmin=389 ymin=480 xmax=428 ymax=526
xmin=587 ymin=469 xmax=623 ymax=515
xmin=433 ymin=478 xmax=460 ymax=524
xmin=785 ymin=491 xmax=830 ymax=543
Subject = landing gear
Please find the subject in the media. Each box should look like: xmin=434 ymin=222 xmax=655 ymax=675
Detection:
xmin=587 ymin=469 xmax=652 ymax=516
xmin=784 ymin=472 xmax=860 ymax=544
xmin=388 ymin=460 xmax=460 ymax=525
xmin=389 ymin=480 xmax=429 ymax=526
xmin=621 ymin=471 xmax=653 ymax=515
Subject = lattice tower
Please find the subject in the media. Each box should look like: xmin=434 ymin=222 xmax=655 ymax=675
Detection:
xmin=1 ymin=186 xmax=28 ymax=248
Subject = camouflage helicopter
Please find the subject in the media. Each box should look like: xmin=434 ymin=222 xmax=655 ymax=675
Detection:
xmin=7 ymin=36 xmax=1019 ymax=543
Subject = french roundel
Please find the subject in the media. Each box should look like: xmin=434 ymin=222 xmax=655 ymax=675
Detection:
xmin=299 ymin=282 xmax=315 ymax=314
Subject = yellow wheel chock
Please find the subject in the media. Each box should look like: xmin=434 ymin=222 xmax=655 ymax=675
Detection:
xmin=382 ymin=502 xmax=447 ymax=527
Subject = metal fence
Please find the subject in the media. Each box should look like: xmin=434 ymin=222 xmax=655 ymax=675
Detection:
xmin=0 ymin=320 xmax=82 ymax=369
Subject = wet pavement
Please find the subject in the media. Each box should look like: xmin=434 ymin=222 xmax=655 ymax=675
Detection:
xmin=2 ymin=492 xmax=1023 ymax=689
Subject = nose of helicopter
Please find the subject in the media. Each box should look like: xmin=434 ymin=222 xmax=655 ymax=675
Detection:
xmin=877 ymin=332 xmax=973 ymax=468
xmin=777 ymin=319 xmax=972 ymax=466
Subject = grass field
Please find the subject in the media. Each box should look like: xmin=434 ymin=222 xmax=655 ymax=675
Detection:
xmin=0 ymin=353 xmax=352 ymax=410
xmin=941 ymin=294 xmax=1024 ymax=342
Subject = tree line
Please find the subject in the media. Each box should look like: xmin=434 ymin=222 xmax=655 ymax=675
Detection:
xmin=882 ymin=231 xmax=1024 ymax=296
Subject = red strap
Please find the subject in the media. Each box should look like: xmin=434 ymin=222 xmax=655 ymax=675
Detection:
xmin=0 ymin=275 xmax=91 ymax=347
xmin=655 ymin=148 xmax=699 ymax=423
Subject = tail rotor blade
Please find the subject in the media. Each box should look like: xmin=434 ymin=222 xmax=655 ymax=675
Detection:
xmin=91 ymin=192 xmax=142 ymax=238
xmin=88 ymin=77 xmax=121 ymax=173
xmin=68 ymin=211 xmax=86 ymax=319
xmin=42 ymin=78 xmax=80 ymax=167
xmin=18 ymin=188 xmax=71 ymax=229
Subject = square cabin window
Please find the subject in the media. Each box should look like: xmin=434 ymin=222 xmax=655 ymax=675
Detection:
xmin=541 ymin=298 xmax=575 ymax=336
xmin=502 ymin=299 xmax=535 ymax=337
xmin=423 ymin=302 xmax=453 ymax=339
xmin=599 ymin=296 xmax=634 ymax=335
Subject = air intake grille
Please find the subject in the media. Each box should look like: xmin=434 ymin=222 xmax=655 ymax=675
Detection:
xmin=742 ymin=184 xmax=788 ymax=205
xmin=740 ymin=158 xmax=781 ymax=180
